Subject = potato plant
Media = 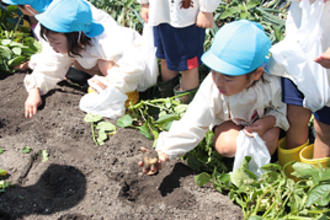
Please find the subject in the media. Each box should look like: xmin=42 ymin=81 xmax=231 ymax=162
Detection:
xmin=0 ymin=5 xmax=41 ymax=74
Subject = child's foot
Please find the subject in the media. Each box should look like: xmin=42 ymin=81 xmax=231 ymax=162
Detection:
xmin=173 ymin=85 xmax=198 ymax=104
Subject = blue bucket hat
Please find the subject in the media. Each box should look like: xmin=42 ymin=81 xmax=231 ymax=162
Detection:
xmin=35 ymin=0 xmax=104 ymax=38
xmin=201 ymin=20 xmax=271 ymax=76
xmin=2 ymin=0 xmax=52 ymax=13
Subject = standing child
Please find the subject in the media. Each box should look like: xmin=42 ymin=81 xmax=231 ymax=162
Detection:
xmin=269 ymin=0 xmax=330 ymax=169
xmin=139 ymin=20 xmax=289 ymax=175
xmin=139 ymin=0 xmax=221 ymax=103
xmin=25 ymin=0 xmax=154 ymax=119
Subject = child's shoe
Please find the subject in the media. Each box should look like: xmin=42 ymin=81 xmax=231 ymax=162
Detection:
xmin=299 ymin=144 xmax=330 ymax=168
xmin=278 ymin=138 xmax=309 ymax=179
xmin=173 ymin=85 xmax=198 ymax=104
xmin=139 ymin=75 xmax=179 ymax=100
xmin=66 ymin=67 xmax=91 ymax=92
xmin=158 ymin=75 xmax=180 ymax=98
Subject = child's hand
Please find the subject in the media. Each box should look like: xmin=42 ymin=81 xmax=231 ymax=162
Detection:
xmin=24 ymin=88 xmax=42 ymax=118
xmin=138 ymin=147 xmax=168 ymax=175
xmin=244 ymin=116 xmax=275 ymax=137
xmin=196 ymin=11 xmax=214 ymax=29
xmin=14 ymin=61 xmax=30 ymax=71
xmin=140 ymin=4 xmax=149 ymax=23
xmin=314 ymin=47 xmax=330 ymax=69
xmin=97 ymin=59 xmax=116 ymax=76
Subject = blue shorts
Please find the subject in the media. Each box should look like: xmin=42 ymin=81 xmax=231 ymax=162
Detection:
xmin=281 ymin=78 xmax=330 ymax=125
xmin=153 ymin=23 xmax=205 ymax=71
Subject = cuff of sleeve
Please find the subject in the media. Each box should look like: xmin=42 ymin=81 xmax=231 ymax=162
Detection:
xmin=24 ymin=75 xmax=44 ymax=95
xmin=199 ymin=1 xmax=220 ymax=13
xmin=265 ymin=112 xmax=289 ymax=131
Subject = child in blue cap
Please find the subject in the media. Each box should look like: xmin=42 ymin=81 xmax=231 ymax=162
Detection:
xmin=2 ymin=0 xmax=119 ymax=118
xmin=139 ymin=20 xmax=289 ymax=175
xmin=25 ymin=0 xmax=155 ymax=119
xmin=138 ymin=0 xmax=221 ymax=103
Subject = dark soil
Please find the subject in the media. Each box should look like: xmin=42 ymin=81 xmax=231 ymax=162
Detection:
xmin=0 ymin=73 xmax=243 ymax=220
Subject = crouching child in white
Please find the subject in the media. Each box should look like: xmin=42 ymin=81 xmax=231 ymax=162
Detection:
xmin=25 ymin=0 xmax=157 ymax=119
xmin=139 ymin=20 xmax=289 ymax=175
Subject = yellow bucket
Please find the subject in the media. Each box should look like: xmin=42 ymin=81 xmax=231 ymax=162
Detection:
xmin=277 ymin=138 xmax=309 ymax=178
xmin=299 ymin=144 xmax=330 ymax=168
xmin=88 ymin=87 xmax=139 ymax=109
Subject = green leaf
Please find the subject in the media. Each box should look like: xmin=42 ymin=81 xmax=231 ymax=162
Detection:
xmin=248 ymin=216 xmax=263 ymax=220
xmin=0 ymin=46 xmax=12 ymax=59
xmin=8 ymin=56 xmax=25 ymax=67
xmin=1 ymin=39 xmax=11 ymax=46
xmin=0 ymin=148 xmax=3 ymax=155
xmin=194 ymin=172 xmax=211 ymax=187
xmin=246 ymin=1 xmax=259 ymax=10
xmin=83 ymin=113 xmax=102 ymax=123
xmin=116 ymin=114 xmax=133 ymax=128
xmin=96 ymin=121 xmax=116 ymax=132
xmin=12 ymin=47 xmax=21 ymax=55
xmin=230 ymin=156 xmax=256 ymax=187
xmin=138 ymin=122 xmax=153 ymax=140
xmin=155 ymin=113 xmax=178 ymax=124
xmin=291 ymin=162 xmax=319 ymax=178
xmin=306 ymin=184 xmax=330 ymax=207
xmin=0 ymin=169 xmax=8 ymax=176
xmin=41 ymin=149 xmax=49 ymax=162
xmin=97 ymin=130 xmax=107 ymax=145
xmin=22 ymin=146 xmax=32 ymax=154
xmin=174 ymin=104 xmax=187 ymax=115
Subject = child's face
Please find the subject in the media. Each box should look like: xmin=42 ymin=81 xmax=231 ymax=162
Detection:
xmin=211 ymin=71 xmax=253 ymax=96
xmin=46 ymin=32 xmax=68 ymax=54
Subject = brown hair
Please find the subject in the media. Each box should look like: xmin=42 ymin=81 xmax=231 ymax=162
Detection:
xmin=246 ymin=68 xmax=267 ymax=87
xmin=40 ymin=24 xmax=92 ymax=57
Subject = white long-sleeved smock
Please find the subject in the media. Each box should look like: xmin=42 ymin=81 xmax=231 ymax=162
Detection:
xmin=268 ymin=0 xmax=330 ymax=112
xmin=138 ymin=0 xmax=221 ymax=28
xmin=24 ymin=2 xmax=144 ymax=95
xmin=155 ymin=73 xmax=289 ymax=159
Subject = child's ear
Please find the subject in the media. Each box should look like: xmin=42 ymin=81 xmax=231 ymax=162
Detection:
xmin=251 ymin=67 xmax=264 ymax=81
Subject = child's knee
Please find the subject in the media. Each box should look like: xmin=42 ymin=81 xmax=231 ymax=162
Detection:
xmin=214 ymin=135 xmax=236 ymax=158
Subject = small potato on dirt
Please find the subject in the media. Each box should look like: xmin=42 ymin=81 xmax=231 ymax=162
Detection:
xmin=141 ymin=147 xmax=159 ymax=176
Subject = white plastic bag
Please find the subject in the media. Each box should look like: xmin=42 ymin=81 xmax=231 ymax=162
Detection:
xmin=232 ymin=131 xmax=271 ymax=177
xmin=79 ymin=84 xmax=127 ymax=119
xmin=137 ymin=23 xmax=159 ymax=92
xmin=269 ymin=0 xmax=330 ymax=112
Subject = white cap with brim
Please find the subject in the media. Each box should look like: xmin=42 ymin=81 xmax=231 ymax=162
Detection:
xmin=201 ymin=19 xmax=271 ymax=76
xmin=35 ymin=0 xmax=104 ymax=38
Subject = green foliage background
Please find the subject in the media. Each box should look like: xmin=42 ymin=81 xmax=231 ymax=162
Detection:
xmin=0 ymin=5 xmax=41 ymax=74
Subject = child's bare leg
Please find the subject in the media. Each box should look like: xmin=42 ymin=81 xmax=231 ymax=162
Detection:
xmin=313 ymin=118 xmax=330 ymax=158
xmin=160 ymin=59 xmax=179 ymax=81
xmin=261 ymin=127 xmax=280 ymax=155
xmin=286 ymin=104 xmax=311 ymax=148
xmin=213 ymin=121 xmax=242 ymax=158
xmin=181 ymin=67 xmax=199 ymax=91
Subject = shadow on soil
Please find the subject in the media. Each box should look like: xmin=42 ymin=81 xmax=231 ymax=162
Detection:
xmin=0 ymin=164 xmax=86 ymax=220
